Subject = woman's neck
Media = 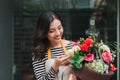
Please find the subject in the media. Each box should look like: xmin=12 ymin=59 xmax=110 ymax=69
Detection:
xmin=49 ymin=40 xmax=62 ymax=48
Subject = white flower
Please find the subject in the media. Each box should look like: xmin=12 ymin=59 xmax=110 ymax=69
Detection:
xmin=72 ymin=46 xmax=80 ymax=53
xmin=88 ymin=60 xmax=104 ymax=73
xmin=100 ymin=44 xmax=111 ymax=53
xmin=66 ymin=49 xmax=74 ymax=55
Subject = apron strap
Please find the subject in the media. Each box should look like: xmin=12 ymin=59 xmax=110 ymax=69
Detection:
xmin=47 ymin=40 xmax=66 ymax=59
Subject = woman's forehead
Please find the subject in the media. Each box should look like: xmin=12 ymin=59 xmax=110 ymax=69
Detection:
xmin=50 ymin=19 xmax=61 ymax=28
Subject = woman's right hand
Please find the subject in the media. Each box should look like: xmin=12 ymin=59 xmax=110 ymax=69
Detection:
xmin=68 ymin=73 xmax=77 ymax=80
xmin=52 ymin=55 xmax=73 ymax=71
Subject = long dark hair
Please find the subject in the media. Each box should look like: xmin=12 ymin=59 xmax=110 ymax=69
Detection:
xmin=32 ymin=11 xmax=61 ymax=60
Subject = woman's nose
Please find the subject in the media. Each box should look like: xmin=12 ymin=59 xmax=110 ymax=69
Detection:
xmin=55 ymin=30 xmax=60 ymax=35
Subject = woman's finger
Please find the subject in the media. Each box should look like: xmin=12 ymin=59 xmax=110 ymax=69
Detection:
xmin=61 ymin=61 xmax=70 ymax=66
xmin=61 ymin=56 xmax=70 ymax=62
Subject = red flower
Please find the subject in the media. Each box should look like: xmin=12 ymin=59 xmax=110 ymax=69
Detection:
xmin=110 ymin=64 xmax=117 ymax=72
xmin=102 ymin=52 xmax=112 ymax=64
xmin=80 ymin=44 xmax=89 ymax=52
xmin=84 ymin=54 xmax=94 ymax=62
xmin=84 ymin=38 xmax=93 ymax=47
xmin=72 ymin=42 xmax=80 ymax=47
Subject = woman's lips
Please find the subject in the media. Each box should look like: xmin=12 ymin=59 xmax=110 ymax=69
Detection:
xmin=54 ymin=36 xmax=61 ymax=40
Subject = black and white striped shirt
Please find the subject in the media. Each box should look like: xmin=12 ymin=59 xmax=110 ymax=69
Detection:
xmin=32 ymin=41 xmax=73 ymax=80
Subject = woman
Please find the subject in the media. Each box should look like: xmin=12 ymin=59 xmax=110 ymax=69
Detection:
xmin=32 ymin=11 xmax=76 ymax=80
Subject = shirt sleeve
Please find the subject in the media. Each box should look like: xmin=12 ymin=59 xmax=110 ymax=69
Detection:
xmin=32 ymin=59 xmax=57 ymax=80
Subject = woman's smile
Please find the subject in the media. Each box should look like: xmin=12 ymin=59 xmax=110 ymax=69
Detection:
xmin=54 ymin=35 xmax=61 ymax=40
xmin=47 ymin=19 xmax=63 ymax=44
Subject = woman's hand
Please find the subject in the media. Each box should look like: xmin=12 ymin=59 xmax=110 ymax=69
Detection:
xmin=52 ymin=55 xmax=73 ymax=71
xmin=68 ymin=73 xmax=77 ymax=80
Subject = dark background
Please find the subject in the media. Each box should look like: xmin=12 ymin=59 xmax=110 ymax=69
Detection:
xmin=0 ymin=0 xmax=13 ymax=80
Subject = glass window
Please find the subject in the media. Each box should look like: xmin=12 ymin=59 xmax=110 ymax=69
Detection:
xmin=14 ymin=0 xmax=118 ymax=80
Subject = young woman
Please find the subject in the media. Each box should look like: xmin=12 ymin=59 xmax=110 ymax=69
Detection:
xmin=32 ymin=11 xmax=76 ymax=80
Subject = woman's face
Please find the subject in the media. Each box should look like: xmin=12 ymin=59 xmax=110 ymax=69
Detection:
xmin=47 ymin=19 xmax=63 ymax=44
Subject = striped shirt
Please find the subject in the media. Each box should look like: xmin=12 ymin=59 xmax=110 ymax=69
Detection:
xmin=32 ymin=41 xmax=73 ymax=80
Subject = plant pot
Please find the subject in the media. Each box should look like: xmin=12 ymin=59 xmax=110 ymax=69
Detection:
xmin=73 ymin=64 xmax=114 ymax=80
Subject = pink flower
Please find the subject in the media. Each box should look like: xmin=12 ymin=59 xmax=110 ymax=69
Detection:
xmin=80 ymin=44 xmax=89 ymax=52
xmin=72 ymin=42 xmax=80 ymax=47
xmin=102 ymin=51 xmax=112 ymax=64
xmin=84 ymin=38 xmax=93 ymax=47
xmin=84 ymin=54 xmax=94 ymax=62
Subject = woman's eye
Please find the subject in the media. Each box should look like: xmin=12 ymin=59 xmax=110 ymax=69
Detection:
xmin=58 ymin=27 xmax=61 ymax=30
xmin=49 ymin=30 xmax=54 ymax=33
xmin=58 ymin=25 xmax=62 ymax=30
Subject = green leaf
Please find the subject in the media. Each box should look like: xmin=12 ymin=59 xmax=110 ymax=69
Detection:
xmin=74 ymin=62 xmax=82 ymax=68
xmin=74 ymin=53 xmax=80 ymax=61
xmin=68 ymin=59 xmax=75 ymax=63
xmin=68 ymin=53 xmax=84 ymax=69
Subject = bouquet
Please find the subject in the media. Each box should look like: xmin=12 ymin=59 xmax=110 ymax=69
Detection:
xmin=66 ymin=33 xmax=120 ymax=74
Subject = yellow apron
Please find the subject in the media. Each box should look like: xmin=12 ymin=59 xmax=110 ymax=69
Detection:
xmin=45 ymin=40 xmax=73 ymax=80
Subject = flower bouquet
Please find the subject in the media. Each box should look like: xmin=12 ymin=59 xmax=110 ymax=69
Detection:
xmin=66 ymin=33 xmax=120 ymax=80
